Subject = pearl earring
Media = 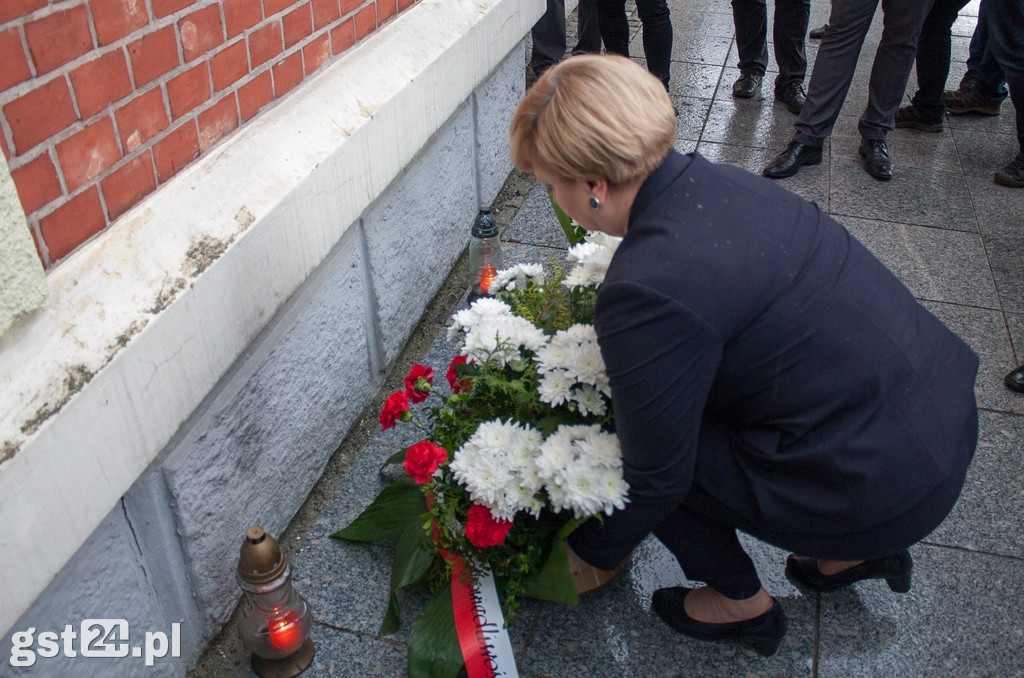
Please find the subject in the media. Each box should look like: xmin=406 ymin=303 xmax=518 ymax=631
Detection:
xmin=589 ymin=196 xmax=600 ymax=209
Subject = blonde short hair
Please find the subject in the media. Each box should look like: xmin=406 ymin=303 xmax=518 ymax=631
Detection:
xmin=510 ymin=54 xmax=676 ymax=185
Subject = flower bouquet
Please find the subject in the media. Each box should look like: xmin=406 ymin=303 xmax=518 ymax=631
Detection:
xmin=332 ymin=232 xmax=625 ymax=678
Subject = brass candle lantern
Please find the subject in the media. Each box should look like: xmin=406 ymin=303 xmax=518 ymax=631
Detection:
xmin=236 ymin=526 xmax=315 ymax=678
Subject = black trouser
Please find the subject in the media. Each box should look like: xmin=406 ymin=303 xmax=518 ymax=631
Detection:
xmin=595 ymin=0 xmax=673 ymax=89
xmin=981 ymin=0 xmax=1024 ymax=152
xmin=732 ymin=0 xmax=811 ymax=93
xmin=909 ymin=0 xmax=971 ymax=121
xmin=530 ymin=0 xmax=602 ymax=76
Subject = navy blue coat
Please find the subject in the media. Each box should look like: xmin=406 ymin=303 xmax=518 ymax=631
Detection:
xmin=569 ymin=151 xmax=978 ymax=569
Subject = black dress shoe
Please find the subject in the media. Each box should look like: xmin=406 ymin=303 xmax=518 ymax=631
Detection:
xmin=776 ymin=82 xmax=806 ymax=114
xmin=733 ymin=73 xmax=763 ymax=99
xmin=652 ymin=587 xmax=787 ymax=657
xmin=809 ymin=23 xmax=829 ymax=39
xmin=859 ymin=138 xmax=892 ymax=180
xmin=763 ymin=141 xmax=823 ymax=179
xmin=785 ymin=549 xmax=912 ymax=592
xmin=1005 ymin=363 xmax=1024 ymax=392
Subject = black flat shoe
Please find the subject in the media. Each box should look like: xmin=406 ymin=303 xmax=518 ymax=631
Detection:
xmin=651 ymin=587 xmax=787 ymax=657
xmin=859 ymin=138 xmax=892 ymax=180
xmin=733 ymin=73 xmax=763 ymax=99
xmin=763 ymin=141 xmax=823 ymax=179
xmin=785 ymin=549 xmax=912 ymax=593
xmin=1004 ymin=364 xmax=1024 ymax=392
xmin=809 ymin=23 xmax=829 ymax=39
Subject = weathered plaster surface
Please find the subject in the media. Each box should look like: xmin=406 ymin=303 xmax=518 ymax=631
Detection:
xmin=0 ymin=157 xmax=46 ymax=346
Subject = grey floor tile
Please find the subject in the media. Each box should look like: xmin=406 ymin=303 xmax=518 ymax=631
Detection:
xmin=502 ymin=182 xmax=570 ymax=249
xmin=520 ymin=538 xmax=816 ymax=677
xmin=668 ymin=62 xmax=726 ymax=101
xmin=305 ymin=626 xmax=408 ymax=677
xmin=953 ymin=127 xmax=1021 ymax=179
xmin=982 ymin=232 xmax=1024 ymax=316
xmin=841 ymin=217 xmax=999 ymax=308
xmin=670 ymin=9 xmax=736 ymax=39
xmin=672 ymin=96 xmax=714 ymax=142
xmin=922 ymin=300 xmax=1021 ymax=415
xmin=816 ymin=545 xmax=1024 ymax=678
xmin=670 ymin=34 xmax=732 ymax=66
xmin=829 ymin=156 xmax=976 ymax=230
xmin=700 ymin=94 xmax=805 ymax=149
xmin=966 ymin=176 xmax=1024 ymax=237
xmin=291 ymin=443 xmax=411 ymax=636
xmin=695 ymin=141 xmax=830 ymax=207
xmin=927 ymin=411 xmax=1024 ymax=558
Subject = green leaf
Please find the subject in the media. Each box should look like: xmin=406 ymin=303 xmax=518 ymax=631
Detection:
xmin=383 ymin=449 xmax=407 ymax=467
xmin=392 ymin=520 xmax=437 ymax=590
xmin=519 ymin=534 xmax=578 ymax=606
xmin=330 ymin=479 xmax=426 ymax=542
xmin=379 ymin=591 xmax=402 ymax=635
xmin=407 ymin=585 xmax=463 ymax=678
xmin=546 ymin=187 xmax=586 ymax=246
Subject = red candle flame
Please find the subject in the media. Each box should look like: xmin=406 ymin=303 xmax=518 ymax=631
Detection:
xmin=480 ymin=264 xmax=498 ymax=294
xmin=267 ymin=610 xmax=303 ymax=654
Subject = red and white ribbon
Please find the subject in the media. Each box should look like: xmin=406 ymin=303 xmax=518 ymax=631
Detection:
xmin=450 ymin=559 xmax=519 ymax=678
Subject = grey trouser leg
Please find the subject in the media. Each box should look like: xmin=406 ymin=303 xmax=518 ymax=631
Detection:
xmin=793 ymin=0 xmax=931 ymax=145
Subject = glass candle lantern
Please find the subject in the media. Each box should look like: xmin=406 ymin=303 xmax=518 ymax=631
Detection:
xmin=468 ymin=209 xmax=502 ymax=299
xmin=236 ymin=526 xmax=315 ymax=678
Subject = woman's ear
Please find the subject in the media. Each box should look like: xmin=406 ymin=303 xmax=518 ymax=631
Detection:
xmin=587 ymin=179 xmax=610 ymax=202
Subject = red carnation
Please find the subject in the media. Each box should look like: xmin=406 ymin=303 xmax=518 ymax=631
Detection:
xmin=464 ymin=504 xmax=513 ymax=548
xmin=446 ymin=355 xmax=472 ymax=394
xmin=378 ymin=390 xmax=410 ymax=430
xmin=403 ymin=440 xmax=448 ymax=484
xmin=404 ymin=364 xmax=435 ymax=403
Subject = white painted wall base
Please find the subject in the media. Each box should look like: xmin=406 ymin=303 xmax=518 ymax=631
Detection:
xmin=0 ymin=0 xmax=541 ymax=670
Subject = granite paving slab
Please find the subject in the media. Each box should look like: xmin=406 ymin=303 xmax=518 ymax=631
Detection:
xmin=816 ymin=544 xmax=1024 ymax=678
xmin=828 ymin=156 xmax=976 ymax=230
xmin=927 ymin=411 xmax=1024 ymax=558
xmin=841 ymin=217 xmax=999 ymax=308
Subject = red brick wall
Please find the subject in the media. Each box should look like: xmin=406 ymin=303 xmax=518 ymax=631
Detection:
xmin=1 ymin=0 xmax=418 ymax=268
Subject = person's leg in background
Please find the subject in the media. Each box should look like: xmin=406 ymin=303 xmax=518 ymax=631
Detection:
xmin=895 ymin=0 xmax=970 ymax=131
xmin=947 ymin=0 xmax=1008 ymax=112
xmin=730 ymin=0 xmax=770 ymax=98
xmin=531 ymin=0 xmax=569 ymax=78
xmin=773 ymin=0 xmax=812 ymax=113
xmin=594 ymin=0 xmax=631 ymax=62
xmin=636 ymin=0 xmax=673 ymax=89
xmin=573 ymin=0 xmax=603 ymax=54
xmin=980 ymin=0 xmax=1024 ymax=187
xmin=855 ymin=0 xmax=934 ymax=179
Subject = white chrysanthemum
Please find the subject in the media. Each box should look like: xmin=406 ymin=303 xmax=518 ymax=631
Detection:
xmin=537 ymin=371 xmax=574 ymax=407
xmin=570 ymin=339 xmax=605 ymax=386
xmin=447 ymin=298 xmax=514 ymax=340
xmin=536 ymin=424 xmax=628 ymax=517
xmin=562 ymin=233 xmax=621 ymax=289
xmin=450 ymin=420 xmax=544 ymax=519
xmin=492 ymin=264 xmax=546 ymax=299
xmin=572 ymin=384 xmax=607 ymax=417
xmin=462 ymin=314 xmax=548 ymax=368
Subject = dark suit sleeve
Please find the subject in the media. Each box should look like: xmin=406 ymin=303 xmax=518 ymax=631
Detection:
xmin=568 ymin=279 xmax=723 ymax=569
